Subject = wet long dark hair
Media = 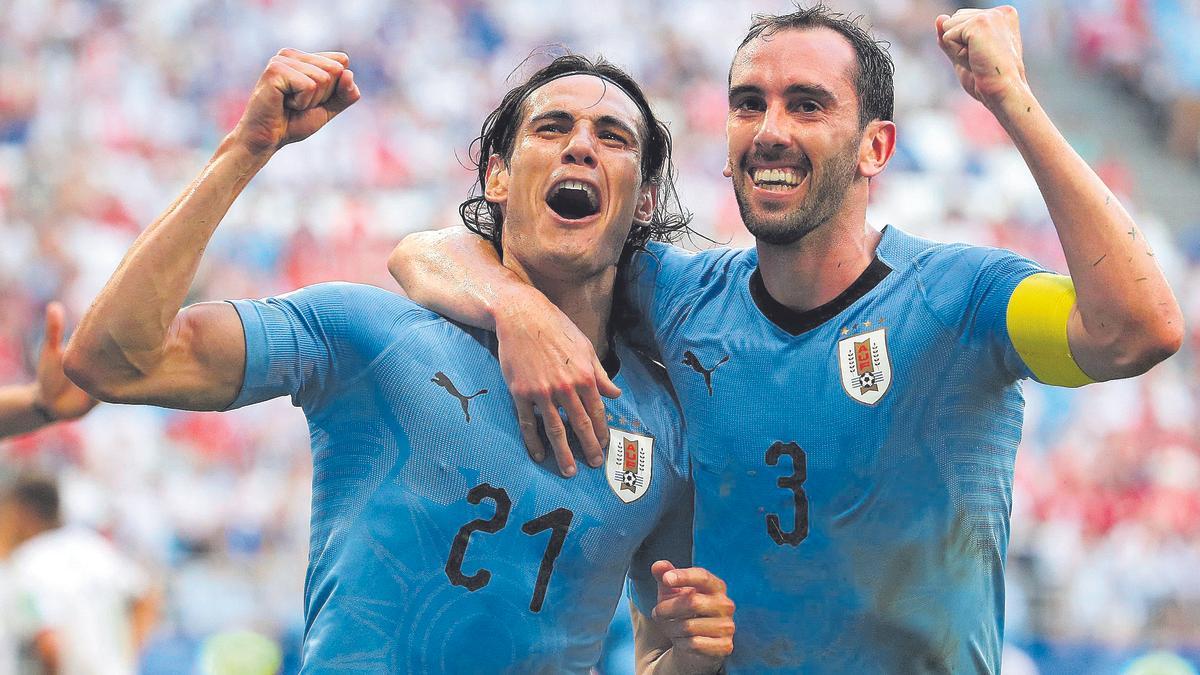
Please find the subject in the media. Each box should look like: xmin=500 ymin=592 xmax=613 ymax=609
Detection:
xmin=458 ymin=53 xmax=692 ymax=332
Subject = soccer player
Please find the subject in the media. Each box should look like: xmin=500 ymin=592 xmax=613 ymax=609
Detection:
xmin=63 ymin=50 xmax=733 ymax=671
xmin=0 ymin=474 xmax=158 ymax=675
xmin=0 ymin=302 xmax=97 ymax=439
xmin=387 ymin=6 xmax=1183 ymax=673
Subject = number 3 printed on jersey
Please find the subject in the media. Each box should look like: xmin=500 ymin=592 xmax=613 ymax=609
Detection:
xmin=444 ymin=482 xmax=574 ymax=612
xmin=765 ymin=441 xmax=809 ymax=546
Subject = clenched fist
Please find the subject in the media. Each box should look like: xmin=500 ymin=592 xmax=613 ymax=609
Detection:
xmin=231 ymin=48 xmax=361 ymax=157
xmin=936 ymin=6 xmax=1028 ymax=111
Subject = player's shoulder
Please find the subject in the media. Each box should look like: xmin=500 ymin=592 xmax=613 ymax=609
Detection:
xmin=637 ymin=240 xmax=756 ymax=288
xmin=877 ymin=225 xmax=1040 ymax=279
xmin=877 ymin=225 xmax=1046 ymax=327
xmin=279 ymin=282 xmax=446 ymax=328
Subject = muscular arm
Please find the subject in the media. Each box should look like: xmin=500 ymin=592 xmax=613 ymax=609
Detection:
xmin=389 ymin=228 xmax=619 ymax=474
xmin=65 ymin=49 xmax=359 ymax=410
xmin=938 ymin=7 xmax=1183 ymax=382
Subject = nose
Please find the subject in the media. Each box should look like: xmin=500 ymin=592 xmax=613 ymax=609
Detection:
xmin=752 ymin=103 xmax=789 ymax=153
xmin=562 ymin=127 xmax=598 ymax=168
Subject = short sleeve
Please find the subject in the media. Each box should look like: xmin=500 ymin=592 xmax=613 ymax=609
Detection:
xmin=225 ymin=284 xmax=349 ymax=410
xmin=626 ymin=487 xmax=694 ymax=617
xmin=916 ymin=245 xmax=1046 ymax=381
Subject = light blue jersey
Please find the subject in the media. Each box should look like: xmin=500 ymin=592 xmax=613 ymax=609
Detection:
xmin=227 ymin=282 xmax=691 ymax=673
xmin=628 ymin=226 xmax=1044 ymax=674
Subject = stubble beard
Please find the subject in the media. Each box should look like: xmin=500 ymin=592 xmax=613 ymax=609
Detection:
xmin=734 ymin=138 xmax=861 ymax=247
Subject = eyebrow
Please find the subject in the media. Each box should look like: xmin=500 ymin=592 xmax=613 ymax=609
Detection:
xmin=728 ymin=83 xmax=838 ymax=106
xmin=527 ymin=110 xmax=641 ymax=144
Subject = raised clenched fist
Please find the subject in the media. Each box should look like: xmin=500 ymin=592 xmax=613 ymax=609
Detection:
xmin=936 ymin=6 xmax=1028 ymax=111
xmin=230 ymin=48 xmax=361 ymax=156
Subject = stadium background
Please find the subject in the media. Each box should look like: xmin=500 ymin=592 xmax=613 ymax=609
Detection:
xmin=2 ymin=0 xmax=1199 ymax=672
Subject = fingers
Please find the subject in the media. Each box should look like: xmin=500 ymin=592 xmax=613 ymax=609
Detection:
xmin=274 ymin=49 xmax=344 ymax=110
xmin=537 ymin=398 xmax=577 ymax=477
xmin=559 ymin=392 xmax=602 ymax=469
xmin=315 ymin=51 xmax=350 ymax=68
xmin=326 ymin=69 xmax=361 ymax=117
xmin=672 ymin=635 xmax=734 ymax=658
xmin=661 ymin=567 xmax=727 ymax=595
xmin=515 ymin=400 xmax=547 ymax=463
xmin=594 ymin=354 xmax=622 ymax=400
xmin=652 ymin=559 xmax=678 ymax=602
xmin=580 ymin=373 xmax=611 ymax=454
xmin=42 ymin=302 xmax=65 ymax=353
xmin=267 ymin=49 xmax=358 ymax=116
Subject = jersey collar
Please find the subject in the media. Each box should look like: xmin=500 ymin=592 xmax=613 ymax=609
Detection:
xmin=749 ymin=256 xmax=892 ymax=336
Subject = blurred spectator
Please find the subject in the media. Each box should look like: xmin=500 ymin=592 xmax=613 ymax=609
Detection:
xmin=0 ymin=474 xmax=158 ymax=674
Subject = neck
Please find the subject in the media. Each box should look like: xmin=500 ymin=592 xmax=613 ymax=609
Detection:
xmin=503 ymin=257 xmax=616 ymax=359
xmin=755 ymin=190 xmax=881 ymax=312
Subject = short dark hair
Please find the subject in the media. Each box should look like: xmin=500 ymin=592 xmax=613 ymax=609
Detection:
xmin=733 ymin=3 xmax=894 ymax=127
xmin=6 ymin=474 xmax=60 ymax=527
xmin=458 ymin=53 xmax=691 ymax=253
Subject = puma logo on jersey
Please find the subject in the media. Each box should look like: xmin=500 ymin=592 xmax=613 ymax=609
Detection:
xmin=682 ymin=351 xmax=729 ymax=396
xmin=432 ymin=372 xmax=488 ymax=422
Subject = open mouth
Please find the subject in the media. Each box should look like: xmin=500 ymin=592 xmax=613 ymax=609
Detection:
xmin=546 ymin=180 xmax=600 ymax=220
xmin=750 ymin=166 xmax=808 ymax=193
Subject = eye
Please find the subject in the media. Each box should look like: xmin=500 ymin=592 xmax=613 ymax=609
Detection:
xmin=600 ymin=130 xmax=629 ymax=145
xmin=733 ymin=96 xmax=766 ymax=113
xmin=537 ymin=123 xmax=568 ymax=134
xmin=795 ymin=99 xmax=820 ymax=114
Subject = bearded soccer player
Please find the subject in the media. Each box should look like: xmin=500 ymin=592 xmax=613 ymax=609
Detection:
xmin=64 ymin=49 xmax=733 ymax=673
xmin=387 ymin=6 xmax=1183 ymax=674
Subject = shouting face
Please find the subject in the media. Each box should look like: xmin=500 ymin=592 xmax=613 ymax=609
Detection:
xmin=486 ymin=74 xmax=654 ymax=281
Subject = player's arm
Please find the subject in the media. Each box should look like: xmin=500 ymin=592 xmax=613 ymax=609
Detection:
xmin=389 ymin=228 xmax=618 ymax=475
xmin=0 ymin=303 xmax=97 ymax=439
xmin=64 ymin=49 xmax=360 ymax=410
xmin=631 ymin=561 xmax=735 ymax=675
xmin=937 ymin=7 xmax=1183 ymax=385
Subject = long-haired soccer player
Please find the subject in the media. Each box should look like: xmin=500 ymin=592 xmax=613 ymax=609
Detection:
xmin=64 ymin=49 xmax=733 ymax=672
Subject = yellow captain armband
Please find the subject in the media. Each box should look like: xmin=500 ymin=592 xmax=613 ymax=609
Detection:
xmin=1006 ymin=273 xmax=1095 ymax=388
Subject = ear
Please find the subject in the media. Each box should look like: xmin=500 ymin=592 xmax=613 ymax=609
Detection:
xmin=484 ymin=154 xmax=509 ymax=205
xmin=858 ymin=120 xmax=896 ymax=179
xmin=722 ymin=157 xmax=734 ymax=178
xmin=634 ymin=183 xmax=657 ymax=225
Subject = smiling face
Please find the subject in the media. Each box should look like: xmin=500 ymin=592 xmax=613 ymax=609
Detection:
xmin=726 ymin=27 xmax=868 ymax=246
xmin=485 ymin=74 xmax=654 ymax=281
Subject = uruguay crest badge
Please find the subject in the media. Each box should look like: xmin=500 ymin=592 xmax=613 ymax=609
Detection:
xmin=838 ymin=327 xmax=892 ymax=405
xmin=606 ymin=428 xmax=654 ymax=503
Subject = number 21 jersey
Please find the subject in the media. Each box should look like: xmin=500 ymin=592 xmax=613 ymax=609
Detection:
xmin=227 ymin=282 xmax=691 ymax=673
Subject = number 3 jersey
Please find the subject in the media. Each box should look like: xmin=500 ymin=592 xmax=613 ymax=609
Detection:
xmin=226 ymin=282 xmax=691 ymax=674
xmin=629 ymin=226 xmax=1045 ymax=674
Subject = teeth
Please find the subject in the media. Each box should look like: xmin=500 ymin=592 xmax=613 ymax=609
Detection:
xmin=554 ymin=180 xmax=598 ymax=208
xmin=751 ymin=168 xmax=802 ymax=187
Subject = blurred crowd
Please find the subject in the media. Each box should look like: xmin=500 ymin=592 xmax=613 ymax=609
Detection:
xmin=0 ymin=0 xmax=1197 ymax=672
